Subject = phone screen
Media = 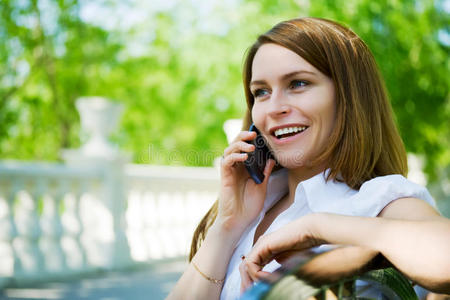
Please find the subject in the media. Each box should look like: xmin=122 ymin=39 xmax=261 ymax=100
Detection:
xmin=244 ymin=124 xmax=274 ymax=184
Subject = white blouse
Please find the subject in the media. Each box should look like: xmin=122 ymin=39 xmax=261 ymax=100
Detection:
xmin=220 ymin=169 xmax=435 ymax=300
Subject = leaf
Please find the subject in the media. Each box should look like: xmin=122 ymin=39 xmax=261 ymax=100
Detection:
xmin=360 ymin=268 xmax=419 ymax=300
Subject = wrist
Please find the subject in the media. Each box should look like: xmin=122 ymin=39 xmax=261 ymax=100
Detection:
xmin=212 ymin=212 xmax=252 ymax=237
xmin=208 ymin=219 xmax=244 ymax=248
xmin=303 ymin=213 xmax=328 ymax=245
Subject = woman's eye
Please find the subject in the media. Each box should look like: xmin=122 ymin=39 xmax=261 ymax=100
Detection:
xmin=290 ymin=80 xmax=308 ymax=89
xmin=252 ymin=89 xmax=269 ymax=98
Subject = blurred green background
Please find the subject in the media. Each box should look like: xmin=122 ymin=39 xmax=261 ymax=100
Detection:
xmin=0 ymin=0 xmax=449 ymax=178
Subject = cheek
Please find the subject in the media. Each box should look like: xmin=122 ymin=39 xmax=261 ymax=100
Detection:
xmin=317 ymin=106 xmax=335 ymax=136
xmin=312 ymin=91 xmax=336 ymax=133
xmin=251 ymin=105 xmax=263 ymax=126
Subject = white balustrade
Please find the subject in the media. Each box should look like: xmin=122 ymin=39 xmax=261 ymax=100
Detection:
xmin=39 ymin=180 xmax=66 ymax=274
xmin=0 ymin=97 xmax=220 ymax=288
xmin=60 ymin=179 xmax=90 ymax=272
xmin=0 ymin=161 xmax=105 ymax=285
xmin=124 ymin=164 xmax=219 ymax=261
xmin=0 ymin=160 xmax=219 ymax=287
xmin=0 ymin=178 xmax=21 ymax=286
xmin=15 ymin=179 xmax=45 ymax=278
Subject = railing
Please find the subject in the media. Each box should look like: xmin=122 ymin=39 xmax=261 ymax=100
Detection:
xmin=0 ymin=160 xmax=219 ymax=288
xmin=0 ymin=97 xmax=226 ymax=289
xmin=125 ymin=164 xmax=219 ymax=261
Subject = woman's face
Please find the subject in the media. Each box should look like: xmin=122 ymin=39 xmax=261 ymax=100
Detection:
xmin=250 ymin=43 xmax=336 ymax=169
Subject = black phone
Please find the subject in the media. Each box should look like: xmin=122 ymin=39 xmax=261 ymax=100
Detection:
xmin=244 ymin=124 xmax=274 ymax=184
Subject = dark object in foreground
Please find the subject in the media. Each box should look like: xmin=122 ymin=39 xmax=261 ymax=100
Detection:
xmin=244 ymin=124 xmax=274 ymax=184
xmin=240 ymin=246 xmax=418 ymax=299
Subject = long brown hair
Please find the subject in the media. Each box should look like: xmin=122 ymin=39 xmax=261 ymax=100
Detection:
xmin=189 ymin=17 xmax=407 ymax=261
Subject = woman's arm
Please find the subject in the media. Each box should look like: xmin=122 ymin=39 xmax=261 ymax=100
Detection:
xmin=242 ymin=198 xmax=450 ymax=293
xmin=314 ymin=211 xmax=450 ymax=292
xmin=166 ymin=223 xmax=238 ymax=300
xmin=167 ymin=131 xmax=276 ymax=300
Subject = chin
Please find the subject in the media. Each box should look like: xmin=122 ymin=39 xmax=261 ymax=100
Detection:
xmin=274 ymin=151 xmax=311 ymax=169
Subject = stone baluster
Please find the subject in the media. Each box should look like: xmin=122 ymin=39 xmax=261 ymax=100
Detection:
xmin=142 ymin=186 xmax=154 ymax=260
xmin=61 ymin=179 xmax=88 ymax=272
xmin=0 ymin=178 xmax=22 ymax=285
xmin=126 ymin=185 xmax=148 ymax=261
xmin=142 ymin=186 xmax=158 ymax=259
xmin=173 ymin=187 xmax=187 ymax=257
xmin=40 ymin=180 xmax=67 ymax=274
xmin=14 ymin=178 xmax=45 ymax=278
xmin=103 ymin=159 xmax=133 ymax=268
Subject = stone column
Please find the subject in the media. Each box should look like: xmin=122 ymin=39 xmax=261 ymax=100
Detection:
xmin=62 ymin=97 xmax=132 ymax=270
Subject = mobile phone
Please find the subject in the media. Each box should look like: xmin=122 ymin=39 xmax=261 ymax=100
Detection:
xmin=244 ymin=124 xmax=274 ymax=184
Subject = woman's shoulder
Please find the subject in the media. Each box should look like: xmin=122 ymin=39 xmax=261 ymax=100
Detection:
xmin=351 ymin=174 xmax=436 ymax=217
xmin=359 ymin=174 xmax=433 ymax=203
xmin=303 ymin=173 xmax=436 ymax=217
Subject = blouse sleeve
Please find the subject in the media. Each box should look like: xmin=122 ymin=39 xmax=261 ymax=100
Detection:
xmin=350 ymin=174 xmax=436 ymax=217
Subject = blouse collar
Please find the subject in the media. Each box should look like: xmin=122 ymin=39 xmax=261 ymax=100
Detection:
xmin=263 ymin=168 xmax=357 ymax=214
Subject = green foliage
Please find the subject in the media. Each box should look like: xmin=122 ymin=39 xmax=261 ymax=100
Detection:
xmin=0 ymin=0 xmax=448 ymax=179
xmin=0 ymin=0 xmax=123 ymax=160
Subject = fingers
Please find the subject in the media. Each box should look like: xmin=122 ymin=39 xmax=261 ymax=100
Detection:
xmin=244 ymin=230 xmax=296 ymax=281
xmin=232 ymin=130 xmax=257 ymax=144
xmin=255 ymin=270 xmax=272 ymax=282
xmin=221 ymin=152 xmax=249 ymax=168
xmin=243 ymin=220 xmax=321 ymax=281
xmin=221 ymin=131 xmax=256 ymax=170
xmin=223 ymin=141 xmax=255 ymax=157
xmin=245 ymin=253 xmax=267 ymax=282
xmin=242 ymin=258 xmax=271 ymax=284
xmin=224 ymin=131 xmax=256 ymax=157
xmin=239 ymin=260 xmax=253 ymax=293
xmin=239 ymin=238 xmax=269 ymax=282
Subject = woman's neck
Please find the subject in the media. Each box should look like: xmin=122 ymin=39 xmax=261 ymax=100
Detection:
xmin=286 ymin=164 xmax=327 ymax=204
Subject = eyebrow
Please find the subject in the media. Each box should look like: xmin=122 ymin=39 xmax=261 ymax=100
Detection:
xmin=250 ymin=70 xmax=317 ymax=87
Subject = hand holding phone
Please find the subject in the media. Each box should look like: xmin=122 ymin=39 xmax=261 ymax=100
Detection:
xmin=244 ymin=124 xmax=274 ymax=184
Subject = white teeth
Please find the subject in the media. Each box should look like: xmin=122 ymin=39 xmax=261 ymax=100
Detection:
xmin=274 ymin=126 xmax=307 ymax=138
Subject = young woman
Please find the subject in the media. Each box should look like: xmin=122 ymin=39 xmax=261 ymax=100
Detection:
xmin=167 ymin=17 xmax=450 ymax=300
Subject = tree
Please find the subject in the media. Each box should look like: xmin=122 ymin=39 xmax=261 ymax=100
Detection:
xmin=1 ymin=0 xmax=448 ymax=182
xmin=0 ymin=0 xmax=123 ymax=160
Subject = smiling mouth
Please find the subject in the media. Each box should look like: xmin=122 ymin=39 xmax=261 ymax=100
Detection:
xmin=273 ymin=126 xmax=308 ymax=139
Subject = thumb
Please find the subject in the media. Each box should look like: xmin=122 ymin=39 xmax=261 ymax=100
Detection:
xmin=261 ymin=159 xmax=276 ymax=185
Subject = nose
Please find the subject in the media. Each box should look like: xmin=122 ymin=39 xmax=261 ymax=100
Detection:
xmin=267 ymin=89 xmax=291 ymax=117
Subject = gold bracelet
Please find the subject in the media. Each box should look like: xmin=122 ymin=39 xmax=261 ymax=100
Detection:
xmin=192 ymin=261 xmax=225 ymax=284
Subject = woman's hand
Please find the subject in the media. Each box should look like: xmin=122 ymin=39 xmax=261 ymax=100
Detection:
xmin=216 ymin=130 xmax=276 ymax=239
xmin=239 ymin=214 xmax=325 ymax=290
xmin=241 ymin=210 xmax=450 ymax=294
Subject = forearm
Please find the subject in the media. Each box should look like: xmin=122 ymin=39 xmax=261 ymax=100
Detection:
xmin=313 ymin=213 xmax=450 ymax=293
xmin=166 ymin=223 xmax=240 ymax=300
